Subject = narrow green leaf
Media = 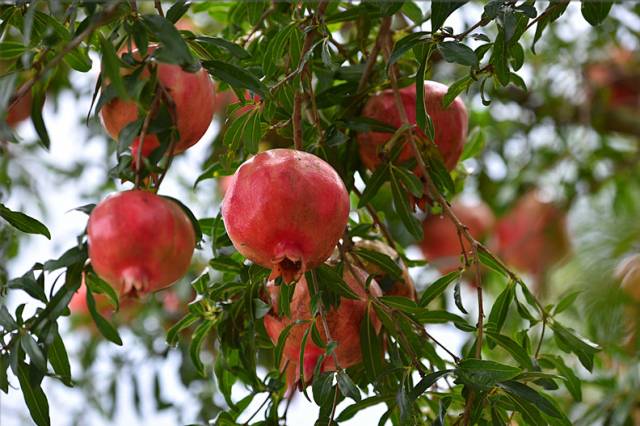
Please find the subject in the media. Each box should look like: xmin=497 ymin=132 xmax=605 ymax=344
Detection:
xmin=17 ymin=362 xmax=50 ymax=426
xmin=456 ymin=359 xmax=522 ymax=391
xmin=353 ymin=248 xmax=403 ymax=280
xmin=358 ymin=164 xmax=390 ymax=208
xmin=190 ymin=320 xmax=214 ymax=376
xmin=48 ymin=332 xmax=72 ymax=386
xmin=498 ymin=380 xmax=565 ymax=420
xmin=460 ymin=126 xmax=486 ymax=161
xmin=98 ymin=34 xmax=126 ymax=99
xmin=337 ymin=370 xmax=361 ymax=402
xmin=195 ymin=36 xmax=251 ymax=59
xmin=166 ymin=313 xmax=199 ymax=347
xmin=581 ymin=1 xmax=612 ymax=26
xmin=0 ymin=203 xmax=50 ymax=240
xmin=387 ymin=31 xmax=430 ymax=69
xmin=411 ymin=369 xmax=452 ymax=398
xmin=431 ymin=1 xmax=467 ymax=31
xmin=0 ymin=41 xmax=26 ymax=60
xmin=443 ymin=75 xmax=472 ymax=108
xmin=360 ymin=308 xmax=384 ymax=383
xmin=379 ymin=296 xmax=422 ymax=315
xmin=315 ymin=264 xmax=360 ymax=300
xmin=203 ymin=59 xmax=267 ymax=97
xmin=553 ymin=290 xmax=581 ymax=315
xmin=419 ymin=270 xmax=461 ymax=307
xmin=84 ymin=272 xmax=119 ymax=311
xmin=20 ymin=334 xmax=47 ymax=372
xmin=63 ymin=47 xmax=92 ymax=72
xmin=487 ymin=283 xmax=514 ymax=333
xmin=438 ymin=41 xmax=478 ymax=67
xmin=0 ymin=305 xmax=18 ymax=332
xmin=390 ymin=170 xmax=423 ymax=240
xmin=550 ymin=322 xmax=599 ymax=372
xmin=485 ymin=331 xmax=533 ymax=369
xmin=143 ymin=15 xmax=199 ymax=71
xmin=262 ymin=25 xmax=294 ymax=77
xmin=85 ymin=289 xmax=122 ymax=346
xmin=336 ymin=395 xmax=395 ymax=422
xmin=391 ymin=165 xmax=423 ymax=198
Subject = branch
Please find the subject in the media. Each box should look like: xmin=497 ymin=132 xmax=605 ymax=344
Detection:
xmin=293 ymin=92 xmax=303 ymax=150
xmin=7 ymin=2 xmax=121 ymax=110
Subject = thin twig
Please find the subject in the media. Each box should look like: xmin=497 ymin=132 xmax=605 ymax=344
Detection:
xmin=293 ymin=92 xmax=303 ymax=150
xmin=7 ymin=2 xmax=121 ymax=110
xmin=152 ymin=84 xmax=178 ymax=191
xmin=534 ymin=316 xmax=547 ymax=358
xmin=356 ymin=17 xmax=392 ymax=94
xmin=240 ymin=5 xmax=276 ymax=47
xmin=154 ymin=0 xmax=164 ymax=17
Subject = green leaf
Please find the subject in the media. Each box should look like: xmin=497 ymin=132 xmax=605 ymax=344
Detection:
xmin=391 ymin=165 xmax=423 ymax=199
xmin=431 ymin=1 xmax=467 ymax=32
xmin=443 ymin=75 xmax=472 ymax=108
xmin=487 ymin=283 xmax=514 ymax=334
xmin=358 ymin=164 xmax=390 ymax=208
xmin=581 ymin=1 xmax=612 ymax=26
xmin=336 ymin=395 xmax=395 ymax=422
xmin=456 ymin=359 xmax=522 ymax=391
xmin=84 ymin=272 xmax=119 ymax=311
xmin=411 ymin=369 xmax=452 ymax=398
xmin=43 ymin=246 xmax=86 ymax=271
xmin=531 ymin=1 xmax=570 ymax=53
xmin=414 ymin=310 xmax=474 ymax=332
xmin=223 ymin=109 xmax=262 ymax=155
xmin=550 ymin=322 xmax=599 ymax=372
xmin=490 ymin=29 xmax=510 ymax=86
xmin=190 ymin=319 xmax=215 ymax=376
xmin=195 ymin=36 xmax=250 ymax=60
xmin=203 ymin=60 xmax=267 ymax=97
xmin=8 ymin=272 xmax=47 ymax=303
xmin=143 ymin=15 xmax=199 ymax=71
xmin=63 ymin=47 xmax=92 ymax=73
xmin=485 ymin=331 xmax=533 ymax=369
xmin=503 ymin=393 xmax=546 ymax=426
xmin=0 ymin=305 xmax=18 ymax=332
xmin=360 ymin=308 xmax=384 ymax=383
xmin=380 ymin=296 xmax=422 ymax=315
xmin=315 ymin=264 xmax=360 ymax=300
xmin=0 ymin=203 xmax=50 ymax=239
xmin=387 ymin=31 xmax=431 ymax=69
xmin=390 ymin=170 xmax=423 ymax=240
xmin=425 ymin=152 xmax=454 ymax=196
xmin=48 ymin=332 xmax=72 ymax=386
xmin=98 ymin=34 xmax=126 ymax=99
xmin=17 ymin=362 xmax=50 ymax=426
xmin=498 ymin=380 xmax=566 ymax=420
xmin=460 ymin=126 xmax=486 ymax=161
xmin=0 ymin=41 xmax=26 ymax=60
xmin=415 ymin=50 xmax=433 ymax=141
xmin=312 ymin=371 xmax=335 ymax=407
xmin=541 ymin=355 xmax=582 ymax=401
xmin=253 ymin=298 xmax=270 ymax=319
xmin=262 ymin=24 xmax=295 ymax=78
xmin=85 ymin=288 xmax=122 ymax=346
xmin=438 ymin=41 xmax=478 ymax=67
xmin=0 ymin=354 xmax=8 ymax=393
xmin=166 ymin=313 xmax=199 ymax=347
xmin=353 ymin=247 xmax=403 ymax=280
xmin=478 ymin=246 xmax=511 ymax=278
xmin=419 ymin=270 xmax=461 ymax=307
xmin=274 ymin=322 xmax=297 ymax=367
xmin=209 ymin=255 xmax=243 ymax=273
xmin=552 ymin=290 xmax=581 ymax=315
xmin=337 ymin=370 xmax=361 ymax=402
xmin=20 ymin=334 xmax=47 ymax=373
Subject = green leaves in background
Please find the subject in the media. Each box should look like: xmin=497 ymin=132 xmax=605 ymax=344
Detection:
xmin=0 ymin=203 xmax=50 ymax=239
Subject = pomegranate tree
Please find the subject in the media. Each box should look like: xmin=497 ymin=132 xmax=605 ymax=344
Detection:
xmin=263 ymin=265 xmax=382 ymax=386
xmin=222 ymin=149 xmax=350 ymax=282
xmin=420 ymin=200 xmax=495 ymax=274
xmin=495 ymin=190 xmax=570 ymax=280
xmin=87 ymin=190 xmax=196 ymax=297
xmin=100 ymin=48 xmax=215 ymax=167
xmin=357 ymin=81 xmax=468 ymax=171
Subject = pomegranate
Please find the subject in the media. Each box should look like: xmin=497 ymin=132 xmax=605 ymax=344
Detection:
xmin=338 ymin=240 xmax=416 ymax=300
xmin=100 ymin=47 xmax=215 ymax=167
xmin=584 ymin=48 xmax=639 ymax=109
xmin=357 ymin=81 xmax=468 ymax=171
xmin=87 ymin=190 xmax=196 ymax=297
xmin=222 ymin=149 xmax=350 ymax=282
xmin=495 ymin=190 xmax=570 ymax=280
xmin=420 ymin=200 xmax=495 ymax=274
xmin=6 ymin=91 xmax=33 ymax=127
xmin=263 ymin=265 xmax=382 ymax=385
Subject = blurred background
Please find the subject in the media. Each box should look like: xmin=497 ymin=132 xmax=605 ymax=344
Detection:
xmin=2 ymin=2 xmax=640 ymax=425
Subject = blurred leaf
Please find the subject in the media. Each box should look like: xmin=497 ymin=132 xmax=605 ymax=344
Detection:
xmin=17 ymin=362 xmax=50 ymax=426
xmin=274 ymin=322 xmax=297 ymax=367
xmin=453 ymin=281 xmax=467 ymax=314
xmin=253 ymin=298 xmax=270 ymax=319
xmin=531 ymin=1 xmax=569 ymax=53
xmin=438 ymin=41 xmax=478 ymax=67
xmin=490 ymin=29 xmax=509 ymax=86
xmin=223 ymin=109 xmax=262 ymax=155
xmin=443 ymin=75 xmax=472 ymax=108
xmin=0 ymin=203 xmax=50 ymax=238
xmin=20 ymin=334 xmax=46 ymax=373
xmin=0 ymin=41 xmax=26 ymax=59
xmin=540 ymin=355 xmax=582 ymax=401
xmin=263 ymin=24 xmax=295 ymax=78
xmin=580 ymin=1 xmax=612 ymax=26
xmin=0 ymin=354 xmax=8 ymax=393
xmin=166 ymin=0 xmax=189 ymax=23
xmin=0 ymin=306 xmax=18 ymax=332
xmin=431 ymin=1 xmax=467 ymax=32
xmin=553 ymin=290 xmax=581 ymax=315
xmin=498 ymin=380 xmax=567 ymax=421
xmin=166 ymin=313 xmax=199 ymax=347
xmin=63 ymin=47 xmax=92 ymax=72
xmin=337 ymin=370 xmax=361 ymax=402
xmin=478 ymin=247 xmax=511 ymax=278
xmin=461 ymin=127 xmax=486 ymax=161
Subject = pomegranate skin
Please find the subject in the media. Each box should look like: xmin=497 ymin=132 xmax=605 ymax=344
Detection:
xmin=100 ymin=50 xmax=215 ymax=165
xmin=264 ymin=266 xmax=382 ymax=385
xmin=420 ymin=200 xmax=495 ymax=274
xmin=87 ymin=190 xmax=196 ymax=297
xmin=357 ymin=81 xmax=468 ymax=171
xmin=495 ymin=191 xmax=570 ymax=278
xmin=222 ymin=149 xmax=350 ymax=282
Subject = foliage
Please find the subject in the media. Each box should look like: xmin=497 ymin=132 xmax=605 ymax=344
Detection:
xmin=0 ymin=1 xmax=639 ymax=425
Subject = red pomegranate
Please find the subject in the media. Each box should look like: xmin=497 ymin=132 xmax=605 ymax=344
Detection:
xmin=495 ymin=190 xmax=570 ymax=279
xmin=6 ymin=91 xmax=33 ymax=127
xmin=357 ymin=81 xmax=468 ymax=171
xmin=87 ymin=190 xmax=196 ymax=297
xmin=420 ymin=200 xmax=495 ymax=274
xmin=263 ymin=265 xmax=382 ymax=385
xmin=222 ymin=149 xmax=350 ymax=282
xmin=100 ymin=48 xmax=215 ymax=167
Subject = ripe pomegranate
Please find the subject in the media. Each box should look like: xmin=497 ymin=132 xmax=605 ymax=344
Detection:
xmin=6 ymin=91 xmax=33 ymax=127
xmin=584 ymin=48 xmax=639 ymax=109
xmin=222 ymin=149 xmax=350 ymax=282
xmin=87 ymin=190 xmax=196 ymax=297
xmin=615 ymin=255 xmax=640 ymax=302
xmin=495 ymin=190 xmax=570 ymax=280
xmin=357 ymin=81 xmax=468 ymax=171
xmin=263 ymin=265 xmax=382 ymax=386
xmin=420 ymin=200 xmax=495 ymax=274
xmin=100 ymin=47 xmax=215 ymax=167
xmin=338 ymin=240 xmax=416 ymax=300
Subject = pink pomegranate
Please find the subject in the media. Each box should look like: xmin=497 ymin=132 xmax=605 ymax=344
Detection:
xmin=357 ymin=81 xmax=468 ymax=171
xmin=87 ymin=190 xmax=196 ymax=297
xmin=100 ymin=48 xmax=215 ymax=167
xmin=263 ymin=265 xmax=382 ymax=385
xmin=222 ymin=149 xmax=350 ymax=282
xmin=420 ymin=200 xmax=495 ymax=274
xmin=495 ymin=190 xmax=570 ymax=279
